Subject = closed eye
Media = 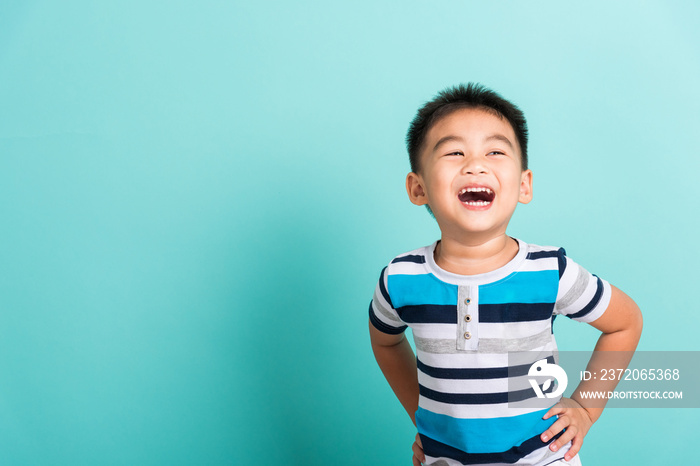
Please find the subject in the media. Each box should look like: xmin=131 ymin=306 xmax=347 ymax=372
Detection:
xmin=445 ymin=151 xmax=463 ymax=156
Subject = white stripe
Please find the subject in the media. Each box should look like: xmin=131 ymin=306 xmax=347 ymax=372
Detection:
xmin=556 ymin=257 xmax=580 ymax=303
xmin=412 ymin=322 xmax=458 ymax=339
xmin=390 ymin=260 xmax=429 ymax=275
xmin=526 ymin=244 xmax=558 ymax=253
xmin=394 ymin=246 xmax=427 ymax=258
xmin=479 ymin=320 xmax=551 ymax=339
xmin=411 ymin=318 xmax=552 ymax=341
xmin=519 ymin=256 xmax=558 ymax=272
xmin=418 ymin=371 xmax=510 ymax=393
xmin=418 ymin=371 xmax=538 ymax=394
xmin=573 ymin=280 xmax=611 ymax=323
xmin=416 ymin=351 xmax=512 ymax=369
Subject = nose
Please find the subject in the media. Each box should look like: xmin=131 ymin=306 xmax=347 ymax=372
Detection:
xmin=461 ymin=154 xmax=488 ymax=175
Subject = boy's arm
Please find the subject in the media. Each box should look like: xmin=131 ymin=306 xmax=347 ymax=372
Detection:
xmin=541 ymin=285 xmax=643 ymax=460
xmin=369 ymin=320 xmax=420 ymax=425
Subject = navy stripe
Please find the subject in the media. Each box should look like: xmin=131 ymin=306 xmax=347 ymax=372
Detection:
xmin=395 ymin=302 xmax=554 ymax=324
xmin=377 ymin=267 xmax=393 ymax=308
xmin=568 ymin=276 xmax=604 ymax=319
xmin=419 ymin=385 xmax=544 ymax=404
xmin=369 ymin=303 xmax=406 ymax=335
xmin=396 ymin=304 xmax=457 ymax=324
xmin=557 ymin=248 xmax=567 ymax=279
xmin=391 ymin=254 xmax=426 ymax=264
xmin=417 ymin=356 xmax=555 ymax=380
xmin=479 ymin=302 xmax=554 ymax=323
xmin=420 ymin=430 xmax=563 ymax=465
xmin=526 ymin=250 xmax=559 ymax=260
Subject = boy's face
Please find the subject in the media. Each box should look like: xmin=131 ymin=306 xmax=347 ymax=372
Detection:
xmin=406 ymin=107 xmax=533 ymax=242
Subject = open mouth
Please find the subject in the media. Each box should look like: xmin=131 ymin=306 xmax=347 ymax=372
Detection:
xmin=458 ymin=187 xmax=495 ymax=206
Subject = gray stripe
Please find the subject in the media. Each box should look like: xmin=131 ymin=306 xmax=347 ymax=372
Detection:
xmin=414 ymin=328 xmax=552 ymax=354
xmin=371 ymin=300 xmax=402 ymax=323
xmin=556 ymin=263 xmax=589 ymax=311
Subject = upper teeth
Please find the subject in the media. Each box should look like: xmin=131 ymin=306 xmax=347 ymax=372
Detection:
xmin=459 ymin=187 xmax=493 ymax=195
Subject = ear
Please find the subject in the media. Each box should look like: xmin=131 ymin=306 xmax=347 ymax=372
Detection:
xmin=406 ymin=172 xmax=428 ymax=206
xmin=518 ymin=169 xmax=533 ymax=204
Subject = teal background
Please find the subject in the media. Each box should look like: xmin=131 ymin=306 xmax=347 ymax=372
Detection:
xmin=1 ymin=1 xmax=698 ymax=464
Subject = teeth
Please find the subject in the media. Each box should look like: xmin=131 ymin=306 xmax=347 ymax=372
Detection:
xmin=459 ymin=187 xmax=493 ymax=195
xmin=463 ymin=201 xmax=490 ymax=206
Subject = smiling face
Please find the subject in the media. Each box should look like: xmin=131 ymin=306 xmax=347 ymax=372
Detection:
xmin=406 ymin=107 xmax=533 ymax=244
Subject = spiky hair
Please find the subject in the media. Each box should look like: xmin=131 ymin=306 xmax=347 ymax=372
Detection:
xmin=406 ymin=83 xmax=529 ymax=173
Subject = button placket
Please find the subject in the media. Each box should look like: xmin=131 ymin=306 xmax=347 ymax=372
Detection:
xmin=457 ymin=285 xmax=478 ymax=350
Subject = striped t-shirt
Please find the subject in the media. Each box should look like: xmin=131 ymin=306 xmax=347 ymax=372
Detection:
xmin=369 ymin=239 xmax=611 ymax=466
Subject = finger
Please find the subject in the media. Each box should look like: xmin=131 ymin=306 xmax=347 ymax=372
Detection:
xmin=412 ymin=434 xmax=425 ymax=463
xmin=541 ymin=413 xmax=570 ymax=442
xmin=412 ymin=442 xmax=424 ymax=457
xmin=542 ymin=404 xmax=564 ymax=420
xmin=412 ymin=453 xmax=421 ymax=466
xmin=416 ymin=433 xmax=423 ymax=449
xmin=564 ymin=433 xmax=584 ymax=461
xmin=549 ymin=425 xmax=578 ymax=453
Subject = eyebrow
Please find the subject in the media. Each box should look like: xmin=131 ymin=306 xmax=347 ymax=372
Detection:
xmin=484 ymin=134 xmax=515 ymax=149
xmin=432 ymin=133 xmax=515 ymax=152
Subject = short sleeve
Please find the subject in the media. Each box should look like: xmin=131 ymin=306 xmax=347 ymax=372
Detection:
xmin=554 ymin=250 xmax=612 ymax=323
xmin=368 ymin=266 xmax=407 ymax=334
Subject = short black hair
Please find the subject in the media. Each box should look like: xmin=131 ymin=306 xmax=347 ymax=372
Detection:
xmin=406 ymin=83 xmax=529 ymax=173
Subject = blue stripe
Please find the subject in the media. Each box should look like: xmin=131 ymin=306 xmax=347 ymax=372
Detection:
xmin=396 ymin=304 xmax=456 ymax=324
xmin=480 ymin=270 xmax=559 ymax=304
xmin=392 ymin=254 xmax=426 ymax=264
xmin=479 ymin=302 xmax=554 ymax=323
xmin=388 ymin=274 xmax=457 ymax=308
xmin=416 ymin=407 xmax=556 ymax=454
xmin=568 ymin=275 xmax=604 ymax=319
xmin=419 ymin=429 xmax=563 ymax=465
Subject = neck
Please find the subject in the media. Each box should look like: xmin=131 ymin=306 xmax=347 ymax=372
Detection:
xmin=434 ymin=234 xmax=519 ymax=275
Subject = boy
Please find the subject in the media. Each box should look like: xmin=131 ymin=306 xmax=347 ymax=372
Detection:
xmin=368 ymin=83 xmax=642 ymax=465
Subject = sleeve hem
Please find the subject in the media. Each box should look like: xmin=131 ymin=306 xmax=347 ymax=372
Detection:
xmin=369 ymin=303 xmax=407 ymax=335
xmin=574 ymin=279 xmax=612 ymax=323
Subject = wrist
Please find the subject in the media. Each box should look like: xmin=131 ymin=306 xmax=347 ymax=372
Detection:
xmin=570 ymin=394 xmax=601 ymax=424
